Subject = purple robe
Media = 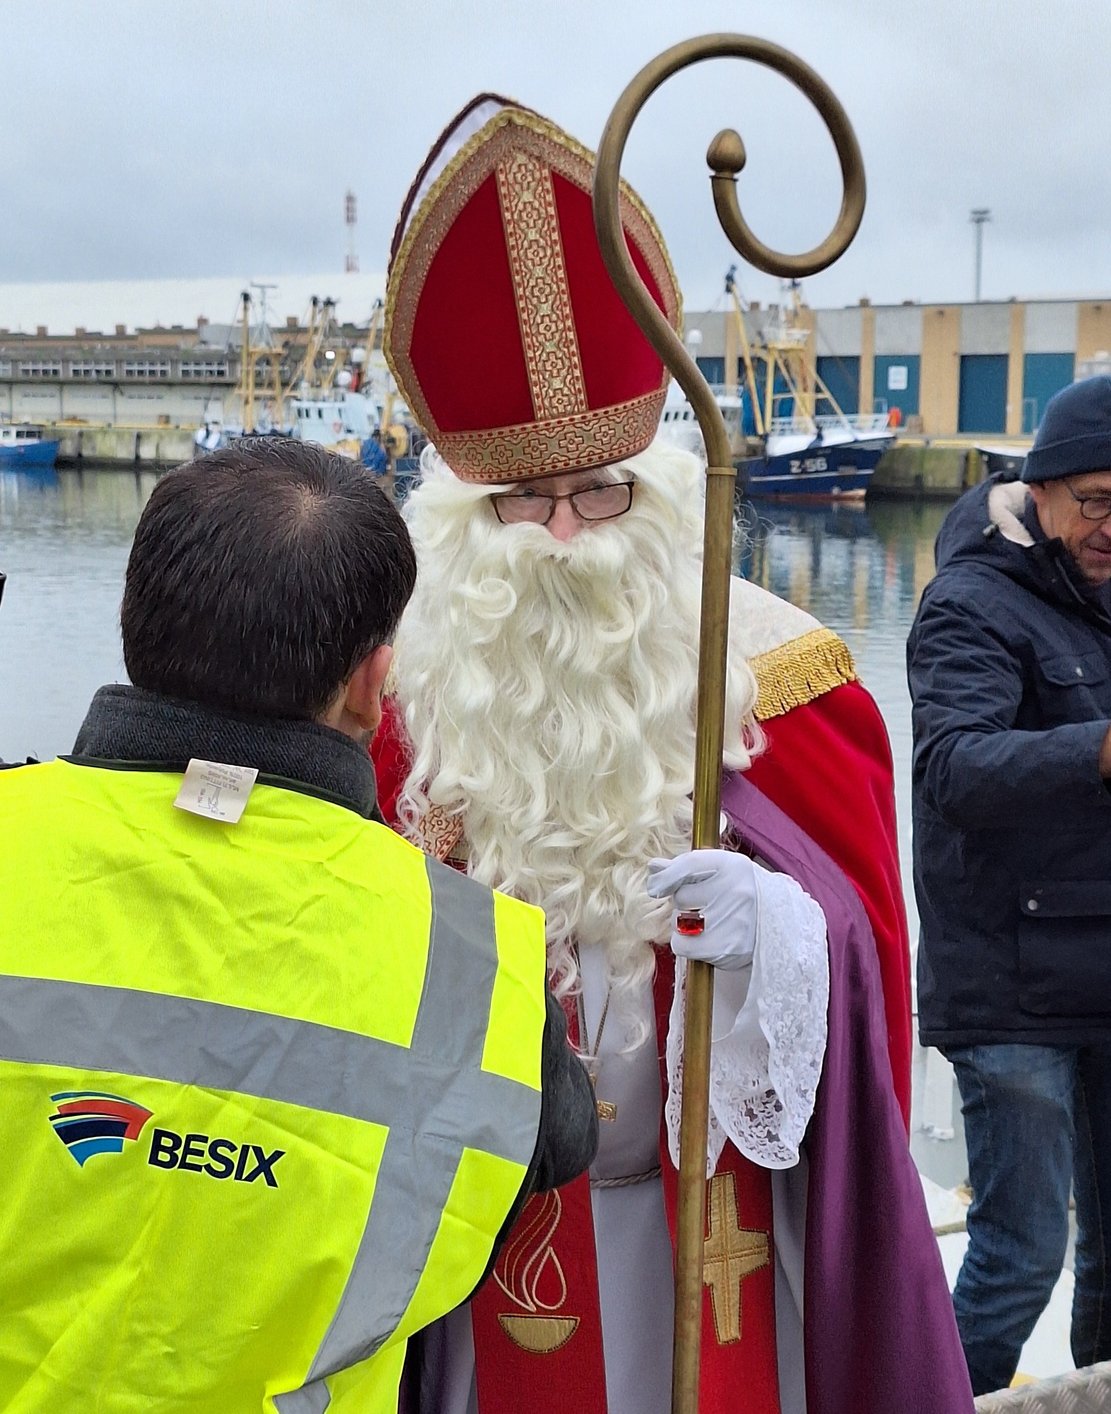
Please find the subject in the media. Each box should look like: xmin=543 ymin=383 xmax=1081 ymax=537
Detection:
xmin=722 ymin=770 xmax=974 ymax=1413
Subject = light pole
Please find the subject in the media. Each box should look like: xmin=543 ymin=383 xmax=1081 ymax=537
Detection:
xmin=970 ymin=208 xmax=991 ymax=302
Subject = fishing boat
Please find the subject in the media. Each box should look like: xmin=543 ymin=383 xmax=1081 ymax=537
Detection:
xmin=288 ymin=298 xmax=413 ymax=465
xmin=291 ymin=383 xmax=382 ymax=456
xmin=192 ymin=287 xmax=291 ymax=450
xmin=662 ymin=273 xmax=894 ymax=500
xmin=0 ymin=424 xmax=60 ymax=469
xmin=194 ymin=289 xmax=416 ymax=473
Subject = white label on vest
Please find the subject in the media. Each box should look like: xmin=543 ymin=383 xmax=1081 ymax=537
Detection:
xmin=174 ymin=759 xmax=259 ymax=824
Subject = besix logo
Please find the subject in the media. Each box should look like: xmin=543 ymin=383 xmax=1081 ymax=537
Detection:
xmin=147 ymin=1128 xmax=285 ymax=1186
xmin=48 ymin=1091 xmax=285 ymax=1187
xmin=49 ymin=1091 xmax=153 ymax=1166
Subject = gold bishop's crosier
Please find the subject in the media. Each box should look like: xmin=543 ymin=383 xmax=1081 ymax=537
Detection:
xmin=592 ymin=35 xmax=867 ymax=1414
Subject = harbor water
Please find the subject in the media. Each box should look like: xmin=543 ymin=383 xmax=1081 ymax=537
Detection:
xmin=1 ymin=467 xmax=162 ymax=764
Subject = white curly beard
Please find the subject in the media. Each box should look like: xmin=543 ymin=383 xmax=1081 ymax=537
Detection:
xmin=393 ymin=439 xmax=761 ymax=1010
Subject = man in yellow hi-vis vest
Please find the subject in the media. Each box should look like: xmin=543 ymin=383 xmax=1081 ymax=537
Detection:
xmin=0 ymin=437 xmax=598 ymax=1413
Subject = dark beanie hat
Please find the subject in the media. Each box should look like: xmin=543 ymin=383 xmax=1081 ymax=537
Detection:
xmin=1022 ymin=376 xmax=1111 ymax=483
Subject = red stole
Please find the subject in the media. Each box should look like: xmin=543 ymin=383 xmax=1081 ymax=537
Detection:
xmin=470 ymin=952 xmax=782 ymax=1413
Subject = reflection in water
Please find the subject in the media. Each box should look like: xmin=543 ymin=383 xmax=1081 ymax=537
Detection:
xmin=0 ymin=467 xmax=160 ymax=762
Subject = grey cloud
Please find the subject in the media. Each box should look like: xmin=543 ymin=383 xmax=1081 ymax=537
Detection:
xmin=3 ymin=0 xmax=1109 ymax=310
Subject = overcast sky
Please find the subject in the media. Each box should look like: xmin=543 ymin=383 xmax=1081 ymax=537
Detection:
xmin=4 ymin=0 xmax=1107 ymax=316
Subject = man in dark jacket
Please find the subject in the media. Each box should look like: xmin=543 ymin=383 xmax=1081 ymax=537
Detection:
xmin=908 ymin=375 xmax=1111 ymax=1395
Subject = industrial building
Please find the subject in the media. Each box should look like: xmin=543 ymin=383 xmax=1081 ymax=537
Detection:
xmin=0 ymin=273 xmax=384 ymax=431
xmin=685 ymin=296 xmax=1111 ymax=439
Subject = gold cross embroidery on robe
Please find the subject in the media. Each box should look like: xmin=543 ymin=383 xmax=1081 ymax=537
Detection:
xmin=703 ymin=1171 xmax=771 ymax=1345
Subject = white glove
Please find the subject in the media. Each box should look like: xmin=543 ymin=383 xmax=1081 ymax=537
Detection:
xmin=646 ymin=848 xmax=758 ymax=971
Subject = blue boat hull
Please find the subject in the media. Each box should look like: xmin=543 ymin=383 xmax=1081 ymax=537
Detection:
xmin=738 ymin=438 xmax=890 ymax=500
xmin=0 ymin=439 xmax=60 ymax=469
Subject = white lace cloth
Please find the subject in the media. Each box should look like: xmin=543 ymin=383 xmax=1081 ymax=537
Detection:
xmin=665 ymin=864 xmax=829 ymax=1174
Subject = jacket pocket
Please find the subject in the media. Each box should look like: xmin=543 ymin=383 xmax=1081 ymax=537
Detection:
xmin=1040 ymin=651 xmax=1109 ymax=688
xmin=1017 ymin=880 xmax=1111 ymax=1016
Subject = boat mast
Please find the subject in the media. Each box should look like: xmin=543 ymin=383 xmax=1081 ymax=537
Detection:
xmin=238 ymin=291 xmax=255 ymax=434
xmin=318 ymin=301 xmax=342 ymax=392
xmin=359 ymin=299 xmax=397 ymax=438
xmin=761 ymin=287 xmax=817 ymax=433
xmin=725 ymin=268 xmax=765 ymax=439
xmin=267 ymin=322 xmax=284 ymax=431
xmin=787 ymin=282 xmax=816 ymax=426
xmin=786 ymin=281 xmax=864 ymax=432
xmin=284 ymin=297 xmax=324 ymax=402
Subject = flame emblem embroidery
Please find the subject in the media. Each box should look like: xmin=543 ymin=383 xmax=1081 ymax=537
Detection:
xmin=494 ymin=1190 xmax=580 ymax=1354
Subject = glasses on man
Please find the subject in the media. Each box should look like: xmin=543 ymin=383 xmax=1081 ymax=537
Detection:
xmin=1065 ymin=486 xmax=1111 ymax=522
xmin=491 ymin=480 xmax=635 ymax=526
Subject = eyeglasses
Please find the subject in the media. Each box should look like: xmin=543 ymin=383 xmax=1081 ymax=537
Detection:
xmin=1065 ymin=485 xmax=1111 ymax=521
xmin=490 ymin=480 xmax=635 ymax=526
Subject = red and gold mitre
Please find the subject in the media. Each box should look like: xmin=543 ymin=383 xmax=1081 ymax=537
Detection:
xmin=384 ymin=94 xmax=682 ymax=484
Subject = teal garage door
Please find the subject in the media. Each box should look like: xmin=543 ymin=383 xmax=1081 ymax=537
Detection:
xmin=958 ymin=354 xmax=1008 ymax=433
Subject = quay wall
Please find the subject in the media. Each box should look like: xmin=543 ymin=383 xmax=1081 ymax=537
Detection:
xmin=871 ymin=441 xmax=992 ymax=500
xmin=46 ymin=422 xmax=196 ymax=467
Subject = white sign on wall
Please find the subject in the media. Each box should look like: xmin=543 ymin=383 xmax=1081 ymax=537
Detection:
xmin=887 ymin=365 xmax=909 ymax=391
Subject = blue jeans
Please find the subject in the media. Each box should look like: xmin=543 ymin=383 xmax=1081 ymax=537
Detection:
xmin=943 ymin=1042 xmax=1111 ymax=1395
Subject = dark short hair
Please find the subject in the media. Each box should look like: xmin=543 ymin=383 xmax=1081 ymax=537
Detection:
xmin=121 ymin=437 xmax=416 ymax=718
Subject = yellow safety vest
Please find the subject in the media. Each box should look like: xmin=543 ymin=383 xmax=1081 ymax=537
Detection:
xmin=0 ymin=758 xmax=547 ymax=1412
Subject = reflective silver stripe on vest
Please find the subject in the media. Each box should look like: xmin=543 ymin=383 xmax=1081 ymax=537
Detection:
xmin=273 ymin=1383 xmax=330 ymax=1414
xmin=0 ymin=854 xmax=542 ymax=1389
xmin=305 ymin=857 xmax=531 ymax=1378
